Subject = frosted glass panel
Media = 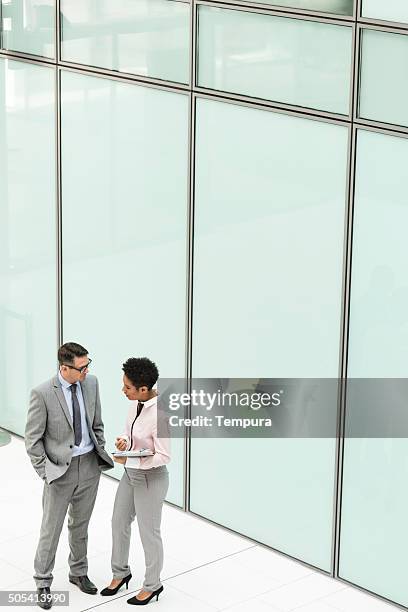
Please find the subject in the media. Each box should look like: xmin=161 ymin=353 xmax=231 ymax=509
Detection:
xmin=362 ymin=0 xmax=408 ymax=23
xmin=191 ymin=98 xmax=348 ymax=569
xmin=347 ymin=131 xmax=408 ymax=378
xmin=340 ymin=130 xmax=408 ymax=608
xmin=359 ymin=29 xmax=408 ymax=128
xmin=340 ymin=439 xmax=408 ymax=607
xmin=1 ymin=0 xmax=55 ymax=58
xmin=0 ymin=58 xmax=56 ymax=435
xmin=61 ymin=71 xmax=188 ymax=505
xmin=61 ymin=0 xmax=190 ymax=83
xmin=193 ymin=99 xmax=348 ymax=379
xmin=245 ymin=0 xmax=353 ymax=15
xmin=191 ymin=438 xmax=337 ymax=570
xmin=198 ymin=6 xmax=352 ymax=115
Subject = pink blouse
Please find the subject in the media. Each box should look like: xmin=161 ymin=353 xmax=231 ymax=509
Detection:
xmin=119 ymin=395 xmax=171 ymax=470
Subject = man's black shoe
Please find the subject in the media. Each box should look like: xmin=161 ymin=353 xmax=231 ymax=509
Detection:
xmin=37 ymin=587 xmax=52 ymax=609
xmin=69 ymin=575 xmax=98 ymax=594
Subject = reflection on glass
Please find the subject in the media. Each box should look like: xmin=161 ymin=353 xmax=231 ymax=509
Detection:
xmin=190 ymin=98 xmax=348 ymax=569
xmin=340 ymin=130 xmax=408 ymax=608
xmin=244 ymin=0 xmax=353 ymax=15
xmin=198 ymin=6 xmax=352 ymax=115
xmin=193 ymin=98 xmax=348 ymax=380
xmin=1 ymin=0 xmax=55 ymax=58
xmin=0 ymin=429 xmax=11 ymax=447
xmin=362 ymin=0 xmax=408 ymax=23
xmin=61 ymin=70 xmax=189 ymax=505
xmin=61 ymin=0 xmax=190 ymax=83
xmin=0 ymin=58 xmax=56 ymax=435
xmin=359 ymin=29 xmax=408 ymax=128
xmin=348 ymin=131 xmax=408 ymax=378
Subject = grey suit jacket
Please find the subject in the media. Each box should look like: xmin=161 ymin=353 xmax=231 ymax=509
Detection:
xmin=25 ymin=374 xmax=114 ymax=484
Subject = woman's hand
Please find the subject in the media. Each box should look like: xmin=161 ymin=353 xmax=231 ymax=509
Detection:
xmin=115 ymin=437 xmax=127 ymax=451
xmin=112 ymin=455 xmax=127 ymax=465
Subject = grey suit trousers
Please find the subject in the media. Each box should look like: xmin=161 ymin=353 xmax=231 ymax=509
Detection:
xmin=111 ymin=466 xmax=169 ymax=592
xmin=34 ymin=450 xmax=100 ymax=588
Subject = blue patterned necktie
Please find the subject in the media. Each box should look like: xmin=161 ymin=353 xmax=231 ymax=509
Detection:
xmin=69 ymin=384 xmax=82 ymax=446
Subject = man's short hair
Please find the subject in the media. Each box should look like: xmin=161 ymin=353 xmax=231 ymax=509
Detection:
xmin=122 ymin=357 xmax=159 ymax=389
xmin=58 ymin=342 xmax=88 ymax=365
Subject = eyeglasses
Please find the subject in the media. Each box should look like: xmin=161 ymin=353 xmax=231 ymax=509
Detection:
xmin=62 ymin=358 xmax=92 ymax=374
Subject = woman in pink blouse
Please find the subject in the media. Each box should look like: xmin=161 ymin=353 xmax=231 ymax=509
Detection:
xmin=101 ymin=357 xmax=170 ymax=606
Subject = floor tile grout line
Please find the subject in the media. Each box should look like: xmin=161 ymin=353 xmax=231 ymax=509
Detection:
xmin=310 ymin=587 xmax=403 ymax=612
xmin=304 ymin=585 xmax=354 ymax=612
xmin=218 ymin=590 xmax=283 ymax=612
xmin=306 ymin=599 xmax=347 ymax=612
xmin=0 ymin=530 xmax=42 ymax=547
xmin=79 ymin=545 xmax=257 ymax=612
xmin=0 ymin=556 xmax=33 ymax=579
xmin=297 ymin=573 xmax=404 ymax=612
xmin=161 ymin=544 xmax=257 ymax=580
xmin=283 ymin=590 xmax=346 ymax=612
xmin=0 ymin=544 xmax=112 ymax=584
xmin=0 ymin=547 xmax=114 ymax=592
xmin=1 ymin=541 xmax=324 ymax=606
xmin=151 ymin=580 xmax=222 ymax=611
xmin=257 ymin=571 xmax=321 ymax=596
xmin=252 ymin=575 xmax=348 ymax=611
xmin=79 ymin=581 xmax=215 ymax=612
xmin=217 ymin=566 xmax=319 ymax=611
xmin=256 ymin=578 xmax=391 ymax=612
xmin=108 ymin=546 xmax=316 ymax=612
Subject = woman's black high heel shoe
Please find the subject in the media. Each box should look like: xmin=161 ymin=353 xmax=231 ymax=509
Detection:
xmin=100 ymin=574 xmax=132 ymax=596
xmin=127 ymin=585 xmax=164 ymax=605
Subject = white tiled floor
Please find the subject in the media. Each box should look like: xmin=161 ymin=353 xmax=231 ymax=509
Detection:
xmin=0 ymin=436 xmax=401 ymax=612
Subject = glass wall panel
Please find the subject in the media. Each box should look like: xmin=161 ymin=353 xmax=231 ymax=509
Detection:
xmin=198 ymin=6 xmax=352 ymax=115
xmin=61 ymin=0 xmax=190 ymax=84
xmin=340 ymin=130 xmax=408 ymax=608
xmin=362 ymin=0 xmax=408 ymax=23
xmin=191 ymin=98 xmax=348 ymax=569
xmin=61 ymin=71 xmax=188 ymax=506
xmin=1 ymin=0 xmax=55 ymax=58
xmin=359 ymin=29 xmax=408 ymax=128
xmin=244 ymin=0 xmax=353 ymax=16
xmin=0 ymin=58 xmax=56 ymax=435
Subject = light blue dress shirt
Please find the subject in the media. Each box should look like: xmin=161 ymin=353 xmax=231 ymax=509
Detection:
xmin=58 ymin=371 xmax=94 ymax=456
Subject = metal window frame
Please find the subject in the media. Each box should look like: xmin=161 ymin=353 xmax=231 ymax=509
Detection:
xmin=202 ymin=0 xmax=356 ymax=21
xmin=195 ymin=0 xmax=355 ymax=121
xmin=358 ymin=0 xmax=408 ymax=31
xmin=354 ymin=22 xmax=408 ymax=135
xmin=2 ymin=0 xmax=408 ymax=608
xmin=333 ymin=123 xmax=408 ymax=612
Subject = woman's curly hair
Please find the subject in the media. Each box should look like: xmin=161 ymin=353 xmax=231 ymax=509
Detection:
xmin=122 ymin=357 xmax=159 ymax=389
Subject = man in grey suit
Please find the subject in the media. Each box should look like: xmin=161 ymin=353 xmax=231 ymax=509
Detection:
xmin=25 ymin=342 xmax=114 ymax=609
